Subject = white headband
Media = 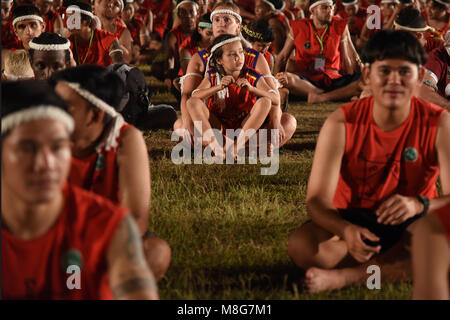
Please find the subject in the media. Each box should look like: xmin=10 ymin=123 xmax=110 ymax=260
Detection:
xmin=210 ymin=9 xmax=242 ymax=24
xmin=393 ymin=21 xmax=431 ymax=32
xmin=62 ymin=82 xmax=118 ymax=117
xmin=434 ymin=0 xmax=450 ymax=7
xmin=381 ymin=0 xmax=399 ymax=3
xmin=262 ymin=0 xmax=285 ymax=11
xmin=1 ymin=105 xmax=74 ymax=135
xmin=2 ymin=71 xmax=34 ymax=81
xmin=1 ymin=0 xmax=13 ymax=3
xmin=309 ymin=0 xmax=333 ymax=11
xmin=176 ymin=0 xmax=199 ymax=11
xmin=29 ymin=40 xmax=70 ymax=51
xmin=12 ymin=15 xmax=44 ymax=27
xmin=66 ymin=6 xmax=94 ymax=19
xmin=342 ymin=0 xmax=358 ymax=5
xmin=210 ymin=36 xmax=241 ymax=55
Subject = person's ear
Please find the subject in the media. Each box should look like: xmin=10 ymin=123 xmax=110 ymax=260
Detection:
xmin=40 ymin=21 xmax=46 ymax=32
xmin=91 ymin=108 xmax=105 ymax=125
xmin=362 ymin=63 xmax=371 ymax=86
xmin=417 ymin=65 xmax=425 ymax=84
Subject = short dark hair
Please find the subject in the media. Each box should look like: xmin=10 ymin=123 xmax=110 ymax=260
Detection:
xmin=12 ymin=4 xmax=42 ymax=24
xmin=361 ymin=30 xmax=427 ymax=66
xmin=242 ymin=19 xmax=275 ymax=43
xmin=67 ymin=1 xmax=93 ymax=26
xmin=50 ymin=65 xmax=125 ymax=124
xmin=29 ymin=32 xmax=71 ymax=63
xmin=1 ymin=80 xmax=69 ymax=137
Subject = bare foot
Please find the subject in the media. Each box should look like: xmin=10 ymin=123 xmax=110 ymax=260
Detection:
xmin=307 ymin=92 xmax=326 ymax=104
xmin=304 ymin=267 xmax=348 ymax=293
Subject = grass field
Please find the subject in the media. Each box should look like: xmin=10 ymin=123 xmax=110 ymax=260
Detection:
xmin=143 ymin=100 xmax=412 ymax=300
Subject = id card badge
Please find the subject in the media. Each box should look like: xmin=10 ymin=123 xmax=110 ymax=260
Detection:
xmin=314 ymin=55 xmax=326 ymax=72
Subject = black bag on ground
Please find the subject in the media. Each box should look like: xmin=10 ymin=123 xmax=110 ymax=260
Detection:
xmin=107 ymin=63 xmax=177 ymax=130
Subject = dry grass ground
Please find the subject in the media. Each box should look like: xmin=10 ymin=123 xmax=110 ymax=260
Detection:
xmin=144 ymin=100 xmax=412 ymax=300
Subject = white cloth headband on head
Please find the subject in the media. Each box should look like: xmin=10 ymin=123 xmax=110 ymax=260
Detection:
xmin=2 ymin=71 xmax=34 ymax=81
xmin=66 ymin=6 xmax=94 ymax=19
xmin=210 ymin=36 xmax=241 ymax=55
xmin=262 ymin=0 xmax=285 ymax=11
xmin=1 ymin=105 xmax=74 ymax=135
xmin=342 ymin=0 xmax=358 ymax=5
xmin=29 ymin=40 xmax=70 ymax=51
xmin=393 ymin=21 xmax=431 ymax=32
xmin=176 ymin=0 xmax=199 ymax=11
xmin=1 ymin=0 xmax=13 ymax=3
xmin=381 ymin=0 xmax=399 ymax=3
xmin=210 ymin=9 xmax=242 ymax=24
xmin=62 ymin=82 xmax=118 ymax=117
xmin=309 ymin=0 xmax=333 ymax=11
xmin=12 ymin=15 xmax=44 ymax=26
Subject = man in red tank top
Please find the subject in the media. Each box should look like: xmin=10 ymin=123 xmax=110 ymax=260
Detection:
xmin=1 ymin=80 xmax=158 ymax=299
xmin=287 ymin=30 xmax=450 ymax=293
xmin=274 ymin=0 xmax=363 ymax=104
xmin=66 ymin=1 xmax=124 ymax=67
xmin=52 ymin=65 xmax=172 ymax=281
xmin=96 ymin=0 xmax=133 ymax=62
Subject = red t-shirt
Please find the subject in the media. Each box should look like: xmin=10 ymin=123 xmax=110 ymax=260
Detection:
xmin=69 ymin=123 xmax=131 ymax=203
xmin=434 ymin=204 xmax=450 ymax=242
xmin=207 ymin=67 xmax=262 ymax=130
xmin=337 ymin=8 xmax=367 ymax=37
xmin=334 ymin=96 xmax=444 ymax=210
xmin=1 ymin=20 xmax=21 ymax=49
xmin=1 ymin=184 xmax=128 ymax=299
xmin=424 ymin=46 xmax=450 ymax=98
xmin=70 ymin=28 xmax=117 ymax=67
xmin=290 ymin=17 xmax=347 ymax=83
xmin=127 ymin=17 xmax=143 ymax=45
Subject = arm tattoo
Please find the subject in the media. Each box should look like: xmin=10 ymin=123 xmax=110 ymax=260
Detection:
xmin=123 ymin=215 xmax=146 ymax=267
xmin=112 ymin=277 xmax=157 ymax=299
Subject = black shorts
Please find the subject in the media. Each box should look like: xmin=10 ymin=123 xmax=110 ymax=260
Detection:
xmin=338 ymin=208 xmax=424 ymax=253
xmin=297 ymin=72 xmax=361 ymax=92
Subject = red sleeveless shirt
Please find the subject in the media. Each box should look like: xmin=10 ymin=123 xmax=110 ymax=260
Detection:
xmin=290 ymin=16 xmax=347 ymax=83
xmin=1 ymin=184 xmax=128 ymax=299
xmin=70 ymin=28 xmax=117 ymax=67
xmin=334 ymin=96 xmax=444 ymax=210
xmin=69 ymin=122 xmax=131 ymax=203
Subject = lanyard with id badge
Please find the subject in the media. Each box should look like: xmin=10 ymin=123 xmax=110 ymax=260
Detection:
xmin=313 ymin=24 xmax=328 ymax=73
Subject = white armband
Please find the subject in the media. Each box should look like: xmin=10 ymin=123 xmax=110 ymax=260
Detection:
xmin=109 ymin=48 xmax=123 ymax=56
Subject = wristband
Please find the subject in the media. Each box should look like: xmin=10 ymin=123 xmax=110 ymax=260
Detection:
xmin=416 ymin=195 xmax=430 ymax=217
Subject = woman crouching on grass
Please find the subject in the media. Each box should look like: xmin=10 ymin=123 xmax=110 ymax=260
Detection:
xmin=186 ymin=34 xmax=279 ymax=159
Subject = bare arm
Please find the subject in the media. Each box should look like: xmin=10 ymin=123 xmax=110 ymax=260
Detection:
xmin=117 ymin=126 xmax=151 ymax=236
xmin=268 ymin=18 xmax=286 ymax=54
xmin=273 ymin=31 xmax=295 ymax=73
xmin=191 ymin=77 xmax=218 ymax=100
xmin=109 ymin=39 xmax=125 ymax=64
xmin=306 ymin=109 xmax=350 ymax=238
xmin=179 ymin=47 xmax=192 ymax=75
xmin=339 ymin=26 xmax=361 ymax=74
xmin=417 ymin=73 xmax=450 ymax=111
xmin=250 ymin=77 xmax=280 ymax=105
xmin=108 ymin=214 xmax=158 ymax=300
xmin=54 ymin=14 xmax=64 ymax=35
xmin=119 ymin=28 xmax=133 ymax=63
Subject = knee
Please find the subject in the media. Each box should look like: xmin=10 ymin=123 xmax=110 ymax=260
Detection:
xmin=257 ymin=97 xmax=272 ymax=112
xmin=144 ymin=237 xmax=172 ymax=281
xmin=282 ymin=113 xmax=297 ymax=135
xmin=186 ymin=97 xmax=203 ymax=111
xmin=287 ymin=228 xmax=315 ymax=269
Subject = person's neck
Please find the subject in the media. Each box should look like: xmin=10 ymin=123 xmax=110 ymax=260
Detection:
xmin=226 ymin=70 xmax=241 ymax=80
xmin=1 ymin=188 xmax=65 ymax=240
xmin=372 ymin=100 xmax=411 ymax=132
xmin=72 ymin=122 xmax=110 ymax=159
xmin=313 ymin=18 xmax=328 ymax=30
xmin=181 ymin=24 xmax=195 ymax=35
xmin=100 ymin=15 xmax=117 ymax=32
xmin=77 ymin=28 xmax=93 ymax=42
xmin=199 ymin=38 xmax=209 ymax=49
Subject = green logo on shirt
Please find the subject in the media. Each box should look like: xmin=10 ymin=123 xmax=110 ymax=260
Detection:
xmin=61 ymin=249 xmax=83 ymax=271
xmin=95 ymin=154 xmax=105 ymax=170
xmin=404 ymin=147 xmax=418 ymax=162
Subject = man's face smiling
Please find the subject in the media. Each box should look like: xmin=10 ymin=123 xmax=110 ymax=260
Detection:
xmin=364 ymin=58 xmax=424 ymax=110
